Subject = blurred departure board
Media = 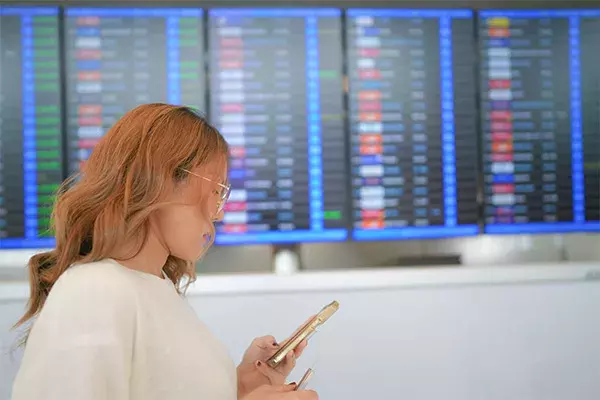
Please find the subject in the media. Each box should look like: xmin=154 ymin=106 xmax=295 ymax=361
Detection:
xmin=0 ymin=6 xmax=62 ymax=248
xmin=480 ymin=10 xmax=600 ymax=233
xmin=209 ymin=9 xmax=348 ymax=244
xmin=347 ymin=9 xmax=480 ymax=241
xmin=64 ymin=7 xmax=205 ymax=172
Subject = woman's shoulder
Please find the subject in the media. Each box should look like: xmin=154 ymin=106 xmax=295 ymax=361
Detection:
xmin=49 ymin=259 xmax=139 ymax=306
xmin=59 ymin=258 xmax=135 ymax=285
xmin=24 ymin=259 xmax=140 ymax=356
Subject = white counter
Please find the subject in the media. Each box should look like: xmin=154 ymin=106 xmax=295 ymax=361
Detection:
xmin=2 ymin=262 xmax=600 ymax=400
xmin=2 ymin=261 xmax=599 ymax=301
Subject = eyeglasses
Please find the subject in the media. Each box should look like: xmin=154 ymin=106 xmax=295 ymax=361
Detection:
xmin=180 ymin=168 xmax=231 ymax=213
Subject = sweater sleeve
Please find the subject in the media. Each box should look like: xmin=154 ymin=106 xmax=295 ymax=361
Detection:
xmin=12 ymin=264 xmax=137 ymax=400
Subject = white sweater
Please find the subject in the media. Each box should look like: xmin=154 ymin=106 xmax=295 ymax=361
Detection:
xmin=12 ymin=259 xmax=237 ymax=400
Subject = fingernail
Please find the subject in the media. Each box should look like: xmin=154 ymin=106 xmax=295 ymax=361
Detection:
xmin=288 ymin=382 xmax=297 ymax=387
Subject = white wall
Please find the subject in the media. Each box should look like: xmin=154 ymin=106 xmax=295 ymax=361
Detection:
xmin=2 ymin=264 xmax=600 ymax=400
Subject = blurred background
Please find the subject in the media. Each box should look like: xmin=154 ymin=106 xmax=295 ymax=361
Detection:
xmin=0 ymin=0 xmax=599 ymax=399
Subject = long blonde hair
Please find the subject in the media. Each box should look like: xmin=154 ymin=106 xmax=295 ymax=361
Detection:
xmin=14 ymin=103 xmax=228 ymax=338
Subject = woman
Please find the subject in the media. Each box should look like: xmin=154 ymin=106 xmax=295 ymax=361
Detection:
xmin=12 ymin=104 xmax=317 ymax=400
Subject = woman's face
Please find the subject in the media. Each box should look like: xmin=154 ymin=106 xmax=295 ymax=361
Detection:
xmin=153 ymin=158 xmax=228 ymax=261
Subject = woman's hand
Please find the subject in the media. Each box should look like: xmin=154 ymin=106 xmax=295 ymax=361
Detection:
xmin=242 ymin=334 xmax=308 ymax=376
xmin=237 ymin=335 xmax=308 ymax=397
xmin=241 ymin=384 xmax=318 ymax=400
xmin=237 ymin=317 xmax=314 ymax=398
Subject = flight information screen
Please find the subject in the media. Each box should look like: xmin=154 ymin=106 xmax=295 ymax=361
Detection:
xmin=209 ymin=8 xmax=348 ymax=244
xmin=0 ymin=6 xmax=62 ymax=249
xmin=65 ymin=7 xmax=205 ymax=173
xmin=480 ymin=10 xmax=600 ymax=233
xmin=347 ymin=9 xmax=479 ymax=241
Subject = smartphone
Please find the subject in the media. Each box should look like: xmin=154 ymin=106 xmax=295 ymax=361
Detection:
xmin=295 ymin=368 xmax=314 ymax=391
xmin=266 ymin=301 xmax=339 ymax=368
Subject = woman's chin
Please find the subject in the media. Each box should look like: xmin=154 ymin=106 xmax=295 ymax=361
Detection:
xmin=189 ymin=234 xmax=212 ymax=260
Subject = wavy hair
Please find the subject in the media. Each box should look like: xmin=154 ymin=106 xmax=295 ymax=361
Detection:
xmin=14 ymin=103 xmax=228 ymax=340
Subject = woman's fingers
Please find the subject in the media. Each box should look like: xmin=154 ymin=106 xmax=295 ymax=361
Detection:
xmin=275 ymin=383 xmax=298 ymax=393
xmin=253 ymin=335 xmax=278 ymax=349
xmin=279 ymin=315 xmax=316 ymax=355
xmin=294 ymin=339 xmax=308 ymax=358
xmin=279 ymin=348 xmax=296 ymax=375
xmin=255 ymin=360 xmax=286 ymax=386
xmin=296 ymin=390 xmax=320 ymax=400
xmin=288 ymin=316 xmax=316 ymax=339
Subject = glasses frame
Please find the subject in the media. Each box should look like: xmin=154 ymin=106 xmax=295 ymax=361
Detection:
xmin=180 ymin=168 xmax=231 ymax=212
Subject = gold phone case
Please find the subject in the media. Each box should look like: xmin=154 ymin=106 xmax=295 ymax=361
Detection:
xmin=295 ymin=368 xmax=314 ymax=391
xmin=266 ymin=301 xmax=339 ymax=368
